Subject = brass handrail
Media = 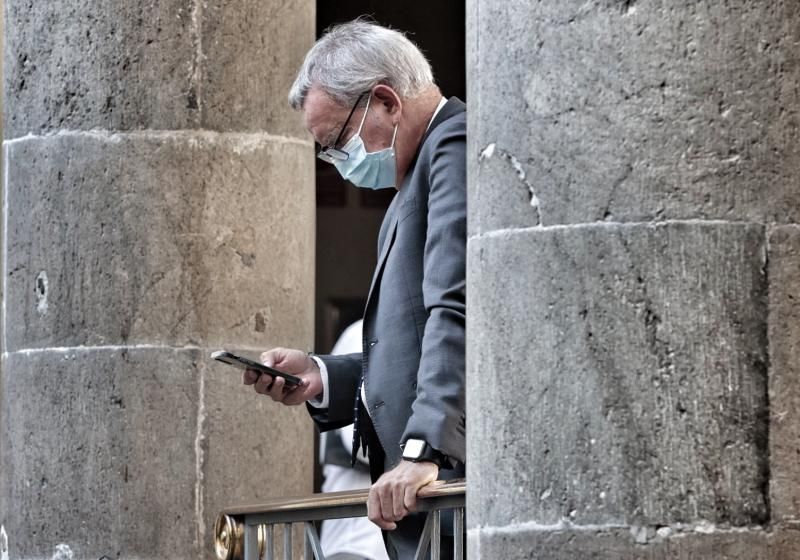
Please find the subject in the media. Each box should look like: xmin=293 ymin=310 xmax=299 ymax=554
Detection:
xmin=214 ymin=479 xmax=465 ymax=560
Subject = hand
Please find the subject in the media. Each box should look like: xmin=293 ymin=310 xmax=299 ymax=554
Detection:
xmin=242 ymin=347 xmax=322 ymax=406
xmin=367 ymin=460 xmax=439 ymax=530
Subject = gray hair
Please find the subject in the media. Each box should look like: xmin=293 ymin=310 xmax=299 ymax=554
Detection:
xmin=288 ymin=20 xmax=435 ymax=110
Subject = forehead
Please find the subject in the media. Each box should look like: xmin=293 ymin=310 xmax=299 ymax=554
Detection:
xmin=303 ymin=87 xmax=351 ymax=144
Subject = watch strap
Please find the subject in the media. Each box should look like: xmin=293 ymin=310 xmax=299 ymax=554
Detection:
xmin=402 ymin=440 xmax=450 ymax=469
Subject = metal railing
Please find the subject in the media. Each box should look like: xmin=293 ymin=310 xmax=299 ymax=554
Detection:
xmin=214 ymin=478 xmax=465 ymax=560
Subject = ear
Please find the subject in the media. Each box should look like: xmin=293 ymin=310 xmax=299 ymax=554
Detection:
xmin=371 ymin=85 xmax=403 ymax=121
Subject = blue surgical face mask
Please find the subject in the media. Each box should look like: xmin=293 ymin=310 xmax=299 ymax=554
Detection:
xmin=333 ymin=94 xmax=398 ymax=190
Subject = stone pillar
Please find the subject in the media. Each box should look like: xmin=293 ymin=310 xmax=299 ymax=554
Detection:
xmin=1 ymin=2 xmax=315 ymax=559
xmin=467 ymin=1 xmax=800 ymax=558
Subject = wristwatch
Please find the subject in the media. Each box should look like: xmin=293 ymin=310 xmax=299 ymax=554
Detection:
xmin=402 ymin=439 xmax=448 ymax=468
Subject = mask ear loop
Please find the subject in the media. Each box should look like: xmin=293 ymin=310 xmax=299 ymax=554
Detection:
xmin=356 ymin=93 xmax=372 ymax=133
xmin=358 ymin=92 xmax=398 ymax=150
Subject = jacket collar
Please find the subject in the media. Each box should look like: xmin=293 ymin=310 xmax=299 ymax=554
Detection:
xmin=398 ymin=97 xmax=466 ymax=189
xmin=419 ymin=97 xmax=466 ymax=147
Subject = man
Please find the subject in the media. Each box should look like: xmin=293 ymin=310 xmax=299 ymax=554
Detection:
xmin=243 ymin=20 xmax=466 ymax=558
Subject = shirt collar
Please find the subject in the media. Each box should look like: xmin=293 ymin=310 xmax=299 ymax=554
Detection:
xmin=425 ymin=96 xmax=448 ymax=132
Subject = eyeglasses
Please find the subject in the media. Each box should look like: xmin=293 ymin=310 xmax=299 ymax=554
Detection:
xmin=316 ymin=91 xmax=369 ymax=164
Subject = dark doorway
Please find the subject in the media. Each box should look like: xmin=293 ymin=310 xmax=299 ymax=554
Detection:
xmin=314 ymin=2 xmax=467 ymax=354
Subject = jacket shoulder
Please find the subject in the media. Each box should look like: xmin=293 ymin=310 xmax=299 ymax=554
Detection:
xmin=420 ymin=109 xmax=466 ymax=161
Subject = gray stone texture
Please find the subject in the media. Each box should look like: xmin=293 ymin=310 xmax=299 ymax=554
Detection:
xmin=2 ymin=1 xmax=316 ymax=558
xmin=4 ymin=0 xmax=199 ymax=136
xmin=467 ymin=222 xmax=769 ymax=529
xmin=201 ymin=0 xmax=314 ymax=136
xmin=467 ymin=1 xmax=800 ymax=558
xmin=0 ymin=13 xmax=3 ymax=345
xmin=0 ymin=0 xmax=5 ymax=536
xmin=0 ymin=348 xmax=200 ymax=559
xmin=468 ymin=524 xmax=800 ymax=560
xmin=768 ymin=225 xmax=800 ymax=522
xmin=467 ymin=0 xmax=800 ymax=234
xmin=4 ymin=134 xmax=314 ymax=352
xmin=4 ymin=0 xmax=312 ymax=138
xmin=0 ymin=348 xmax=315 ymax=559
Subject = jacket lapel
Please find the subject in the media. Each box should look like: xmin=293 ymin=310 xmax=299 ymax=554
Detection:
xmin=363 ymin=98 xmax=466 ymax=311
xmin=365 ymin=197 xmax=401 ymax=306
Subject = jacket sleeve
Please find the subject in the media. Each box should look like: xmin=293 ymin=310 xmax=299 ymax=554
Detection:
xmin=400 ymin=121 xmax=467 ymax=463
xmin=306 ymin=352 xmax=363 ymax=432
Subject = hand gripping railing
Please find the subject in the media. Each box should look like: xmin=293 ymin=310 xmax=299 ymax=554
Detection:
xmin=214 ymin=478 xmax=465 ymax=560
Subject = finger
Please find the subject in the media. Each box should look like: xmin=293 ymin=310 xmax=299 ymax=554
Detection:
xmin=367 ymin=487 xmax=383 ymax=528
xmin=379 ymin=483 xmax=395 ymax=524
xmin=242 ymin=369 xmax=260 ymax=385
xmin=266 ymin=376 xmax=286 ymax=401
xmin=393 ymin=481 xmax=409 ymax=520
xmin=404 ymin=484 xmax=418 ymax=513
xmin=369 ymin=485 xmax=396 ymax=531
xmin=281 ymin=385 xmax=308 ymax=406
xmin=253 ymin=373 xmax=273 ymax=395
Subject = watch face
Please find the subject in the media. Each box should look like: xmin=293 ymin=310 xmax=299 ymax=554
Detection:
xmin=403 ymin=439 xmax=426 ymax=458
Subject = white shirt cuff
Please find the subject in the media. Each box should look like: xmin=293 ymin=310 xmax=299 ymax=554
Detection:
xmin=307 ymin=355 xmax=330 ymax=409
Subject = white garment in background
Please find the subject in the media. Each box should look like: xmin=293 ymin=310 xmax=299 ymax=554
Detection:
xmin=320 ymin=320 xmax=390 ymax=560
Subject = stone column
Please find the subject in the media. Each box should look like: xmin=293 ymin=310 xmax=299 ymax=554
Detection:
xmin=1 ymin=2 xmax=315 ymax=559
xmin=467 ymin=1 xmax=800 ymax=558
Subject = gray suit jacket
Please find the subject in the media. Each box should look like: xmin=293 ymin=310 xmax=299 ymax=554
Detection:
xmin=310 ymin=98 xmax=467 ymax=469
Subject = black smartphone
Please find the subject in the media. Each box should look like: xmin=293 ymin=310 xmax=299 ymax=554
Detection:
xmin=211 ymin=350 xmax=303 ymax=387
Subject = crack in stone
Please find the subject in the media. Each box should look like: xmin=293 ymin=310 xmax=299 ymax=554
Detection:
xmin=525 ymin=80 xmax=667 ymax=125
xmin=601 ymin=162 xmax=633 ymax=222
xmin=3 ymin=142 xmax=9 ymax=356
xmin=538 ymin=0 xmax=639 ymax=29
xmin=473 ymin=518 xmax=769 ymax=538
xmin=194 ymin=361 xmax=208 ymax=553
xmin=50 ymin=544 xmax=73 ymax=560
xmin=527 ymin=106 xmax=578 ymax=122
xmin=620 ymin=0 xmax=639 ymax=15
xmin=4 ymin=129 xmax=312 ymax=148
xmin=479 ymin=143 xmax=542 ymax=225
xmin=188 ymin=0 xmax=205 ymax=117
xmin=758 ymin=230 xmax=772 ymax=524
xmin=0 ymin=526 xmax=7 ymax=560
xmin=616 ymin=231 xmax=676 ymax=382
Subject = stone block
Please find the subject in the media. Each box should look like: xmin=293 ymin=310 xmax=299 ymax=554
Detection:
xmin=0 ymin=348 xmax=201 ymax=559
xmin=0 ymin=348 xmax=315 ymax=559
xmin=4 ymin=133 xmax=314 ymax=351
xmin=4 ymin=0 xmax=199 ymax=136
xmin=4 ymin=0 xmax=314 ymax=138
xmin=469 ymin=142 xmax=541 ymax=233
xmin=201 ymin=358 xmax=314 ymax=554
xmin=469 ymin=524 xmax=800 ymax=560
xmin=771 ymin=524 xmax=800 ymax=560
xmin=201 ymin=0 xmax=314 ymax=137
xmin=767 ymin=225 xmax=800 ymax=522
xmin=467 ymin=222 xmax=768 ymax=529
xmin=467 ymin=1 xmax=800 ymax=232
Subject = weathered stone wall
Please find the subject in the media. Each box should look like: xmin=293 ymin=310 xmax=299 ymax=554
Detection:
xmin=1 ymin=1 xmax=315 ymax=558
xmin=0 ymin=4 xmax=5 ymax=554
xmin=467 ymin=1 xmax=800 ymax=558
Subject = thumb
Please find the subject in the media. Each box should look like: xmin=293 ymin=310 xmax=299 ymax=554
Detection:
xmin=260 ymin=348 xmax=284 ymax=368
